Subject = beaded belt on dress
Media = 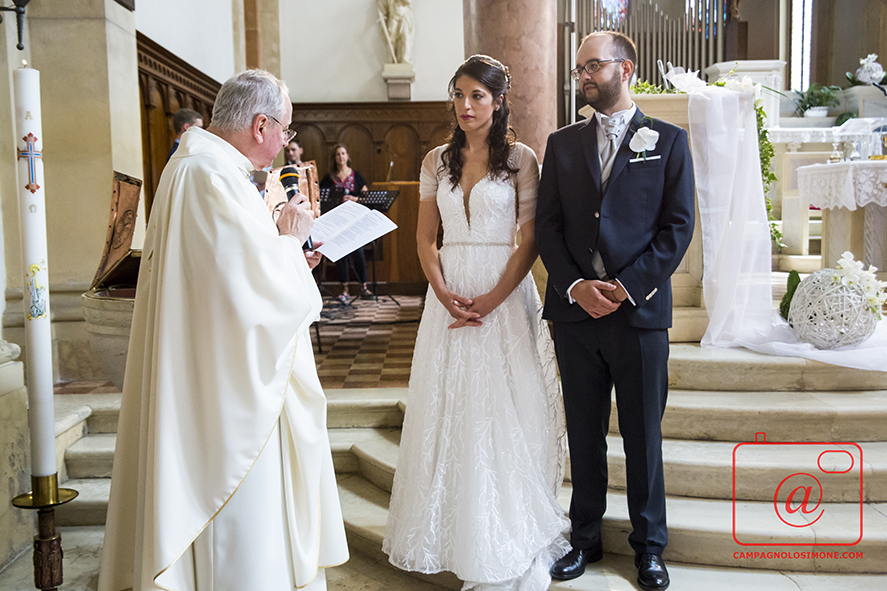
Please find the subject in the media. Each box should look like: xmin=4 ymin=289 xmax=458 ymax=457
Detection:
xmin=442 ymin=242 xmax=514 ymax=247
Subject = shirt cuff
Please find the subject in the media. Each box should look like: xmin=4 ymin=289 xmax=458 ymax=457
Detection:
xmin=566 ymin=278 xmax=585 ymax=304
xmin=615 ymin=278 xmax=636 ymax=306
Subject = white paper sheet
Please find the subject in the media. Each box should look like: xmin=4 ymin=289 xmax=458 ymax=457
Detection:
xmin=311 ymin=200 xmax=397 ymax=262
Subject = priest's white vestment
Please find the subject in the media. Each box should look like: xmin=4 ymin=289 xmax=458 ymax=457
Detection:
xmin=98 ymin=127 xmax=349 ymax=591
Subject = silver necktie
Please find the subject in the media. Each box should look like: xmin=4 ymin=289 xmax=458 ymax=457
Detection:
xmin=600 ymin=115 xmax=622 ymax=190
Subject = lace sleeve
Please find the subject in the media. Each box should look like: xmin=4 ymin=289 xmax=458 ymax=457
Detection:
xmin=419 ymin=146 xmax=445 ymax=201
xmin=514 ymin=143 xmax=540 ymax=226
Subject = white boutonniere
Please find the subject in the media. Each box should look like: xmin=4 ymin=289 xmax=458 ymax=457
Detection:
xmin=629 ymin=118 xmax=659 ymax=161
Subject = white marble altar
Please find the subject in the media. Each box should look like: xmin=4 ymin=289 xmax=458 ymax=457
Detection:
xmin=798 ymin=160 xmax=887 ymax=276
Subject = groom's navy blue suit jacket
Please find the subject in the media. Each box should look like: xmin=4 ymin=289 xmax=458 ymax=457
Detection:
xmin=536 ymin=108 xmax=696 ymax=329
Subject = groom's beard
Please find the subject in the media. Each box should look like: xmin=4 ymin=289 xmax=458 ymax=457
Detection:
xmin=582 ymin=67 xmax=623 ymax=112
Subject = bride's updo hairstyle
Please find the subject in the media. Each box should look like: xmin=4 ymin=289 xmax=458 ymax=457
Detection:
xmin=441 ymin=55 xmax=518 ymax=188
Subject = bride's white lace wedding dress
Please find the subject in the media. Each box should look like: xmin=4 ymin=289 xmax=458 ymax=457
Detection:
xmin=382 ymin=143 xmax=570 ymax=591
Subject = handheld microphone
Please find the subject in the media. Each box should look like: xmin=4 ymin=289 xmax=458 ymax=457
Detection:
xmin=279 ymin=167 xmax=313 ymax=250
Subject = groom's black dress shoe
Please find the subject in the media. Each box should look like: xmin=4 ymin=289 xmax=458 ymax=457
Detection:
xmin=635 ymin=553 xmax=670 ymax=590
xmin=549 ymin=546 xmax=603 ymax=580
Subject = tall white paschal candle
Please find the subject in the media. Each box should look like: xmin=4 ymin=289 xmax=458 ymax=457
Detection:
xmin=14 ymin=64 xmax=56 ymax=478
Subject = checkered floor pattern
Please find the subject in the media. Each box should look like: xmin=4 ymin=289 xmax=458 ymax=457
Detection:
xmin=54 ymin=295 xmax=424 ymax=395
xmin=311 ymin=295 xmax=423 ymax=389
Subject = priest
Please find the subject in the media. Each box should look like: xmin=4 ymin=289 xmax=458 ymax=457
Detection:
xmin=98 ymin=69 xmax=349 ymax=591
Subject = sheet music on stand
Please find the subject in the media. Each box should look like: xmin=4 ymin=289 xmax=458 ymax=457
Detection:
xmin=319 ymin=187 xmax=346 ymax=214
xmin=356 ymin=190 xmax=399 ymax=212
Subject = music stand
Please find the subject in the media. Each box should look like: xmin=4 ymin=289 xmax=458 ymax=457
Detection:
xmin=355 ymin=190 xmax=400 ymax=306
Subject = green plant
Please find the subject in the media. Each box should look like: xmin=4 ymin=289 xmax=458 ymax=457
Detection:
xmin=779 ymin=270 xmax=801 ymax=321
xmin=835 ymin=111 xmax=858 ymax=126
xmin=755 ymin=102 xmax=783 ymax=246
xmin=631 ymin=80 xmax=677 ymax=94
xmin=793 ymin=83 xmax=842 ymax=116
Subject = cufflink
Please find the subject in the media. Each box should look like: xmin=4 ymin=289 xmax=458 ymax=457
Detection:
xmin=645 ymin=287 xmax=658 ymax=301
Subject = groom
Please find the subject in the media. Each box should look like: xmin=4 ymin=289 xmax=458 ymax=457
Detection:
xmin=535 ymin=31 xmax=695 ymax=591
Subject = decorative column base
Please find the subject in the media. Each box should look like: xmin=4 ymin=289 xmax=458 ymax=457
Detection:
xmin=382 ymin=62 xmax=414 ymax=100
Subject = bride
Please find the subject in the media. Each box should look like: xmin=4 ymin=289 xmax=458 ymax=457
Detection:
xmin=382 ymin=55 xmax=570 ymax=590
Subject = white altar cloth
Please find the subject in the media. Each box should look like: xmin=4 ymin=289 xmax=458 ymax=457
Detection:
xmin=797 ymin=160 xmax=887 ymax=210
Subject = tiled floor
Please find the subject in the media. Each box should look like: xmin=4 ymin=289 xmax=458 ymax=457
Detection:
xmin=311 ymin=295 xmax=422 ymax=389
xmin=53 ymin=294 xmax=424 ymax=396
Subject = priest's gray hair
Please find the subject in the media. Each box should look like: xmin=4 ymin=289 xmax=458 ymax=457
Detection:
xmin=211 ymin=69 xmax=290 ymax=132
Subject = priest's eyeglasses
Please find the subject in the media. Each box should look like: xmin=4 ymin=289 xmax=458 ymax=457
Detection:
xmin=266 ymin=115 xmax=298 ymax=143
xmin=570 ymin=59 xmax=626 ymax=80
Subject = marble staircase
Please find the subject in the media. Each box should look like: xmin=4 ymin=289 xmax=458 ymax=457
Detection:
xmin=33 ymin=344 xmax=886 ymax=590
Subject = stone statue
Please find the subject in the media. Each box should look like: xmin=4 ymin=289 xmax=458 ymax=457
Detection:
xmin=377 ymin=0 xmax=414 ymax=64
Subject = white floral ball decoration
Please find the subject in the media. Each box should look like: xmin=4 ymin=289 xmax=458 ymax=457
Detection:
xmin=788 ymin=252 xmax=887 ymax=350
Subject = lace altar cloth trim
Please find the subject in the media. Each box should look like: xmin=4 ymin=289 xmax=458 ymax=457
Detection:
xmin=797 ymin=161 xmax=887 ymax=210
xmin=769 ymin=127 xmax=872 ymax=144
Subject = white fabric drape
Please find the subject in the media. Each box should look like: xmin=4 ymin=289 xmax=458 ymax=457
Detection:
xmin=687 ymin=86 xmax=774 ymax=346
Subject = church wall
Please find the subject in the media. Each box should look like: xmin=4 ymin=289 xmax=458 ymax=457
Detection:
xmin=742 ymin=0 xmax=782 ymax=62
xmin=280 ymin=0 xmax=464 ymax=102
xmin=0 ymin=16 xmax=22 ymax=323
xmin=134 ymin=0 xmax=237 ymax=84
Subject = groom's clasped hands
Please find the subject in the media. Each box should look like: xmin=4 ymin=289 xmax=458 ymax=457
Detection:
xmin=572 ymin=279 xmax=625 ymax=318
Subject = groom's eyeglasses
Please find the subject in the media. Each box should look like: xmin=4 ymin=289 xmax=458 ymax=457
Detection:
xmin=570 ymin=59 xmax=626 ymax=80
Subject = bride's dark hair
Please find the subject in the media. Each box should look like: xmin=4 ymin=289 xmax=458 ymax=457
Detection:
xmin=440 ymin=55 xmax=518 ymax=188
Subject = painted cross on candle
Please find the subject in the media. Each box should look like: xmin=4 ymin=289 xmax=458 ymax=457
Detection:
xmin=17 ymin=131 xmax=42 ymax=193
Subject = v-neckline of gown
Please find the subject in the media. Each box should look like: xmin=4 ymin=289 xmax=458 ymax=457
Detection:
xmin=457 ymin=174 xmax=490 ymax=228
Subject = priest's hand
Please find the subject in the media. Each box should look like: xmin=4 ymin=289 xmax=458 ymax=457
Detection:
xmin=305 ymin=241 xmax=324 ymax=270
xmin=572 ymin=280 xmax=620 ymax=319
xmin=277 ymin=195 xmax=314 ymax=244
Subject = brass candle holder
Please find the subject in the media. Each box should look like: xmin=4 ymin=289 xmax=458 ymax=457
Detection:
xmin=12 ymin=474 xmax=79 ymax=591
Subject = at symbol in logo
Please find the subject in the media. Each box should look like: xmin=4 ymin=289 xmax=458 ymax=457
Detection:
xmin=774 ymin=473 xmax=824 ymax=527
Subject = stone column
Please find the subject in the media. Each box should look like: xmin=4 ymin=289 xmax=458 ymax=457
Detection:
xmin=462 ymin=0 xmax=558 ymax=160
xmin=244 ymin=0 xmax=281 ymax=76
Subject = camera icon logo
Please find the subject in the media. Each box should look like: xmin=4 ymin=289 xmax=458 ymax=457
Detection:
xmin=732 ymin=433 xmax=863 ymax=546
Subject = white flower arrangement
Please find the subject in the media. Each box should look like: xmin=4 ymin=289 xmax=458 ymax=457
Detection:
xmin=629 ymin=125 xmax=659 ymax=158
xmin=834 ymin=251 xmax=887 ymax=318
xmin=856 ymin=53 xmax=885 ymax=85
xmin=718 ymin=75 xmax=764 ymax=108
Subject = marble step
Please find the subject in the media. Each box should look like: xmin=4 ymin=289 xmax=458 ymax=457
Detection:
xmin=329 ymin=427 xmax=887 ymax=502
xmin=667 ymin=344 xmax=887 ymax=391
xmin=55 ymin=437 xmax=887 ymax=573
xmin=339 ymin=473 xmax=887 ymax=579
xmin=61 ymin=386 xmax=887 ymax=503
xmin=66 ymin=433 xmax=116 ymax=479
xmin=55 ymin=478 xmax=110 ymax=527
xmin=51 ymin=389 xmax=405 ymax=441
xmin=55 ymin=393 xmax=122 ymax=434
xmin=643 ymin=389 xmax=887 ymax=442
